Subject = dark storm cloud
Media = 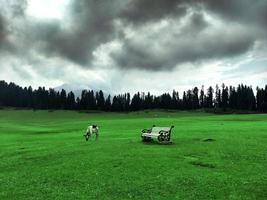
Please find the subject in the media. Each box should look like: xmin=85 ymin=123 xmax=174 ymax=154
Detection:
xmin=0 ymin=0 xmax=126 ymax=66
xmin=112 ymin=12 xmax=256 ymax=70
xmin=1 ymin=0 xmax=267 ymax=71
xmin=111 ymin=0 xmax=267 ymax=70
xmin=29 ymin=0 xmax=127 ymax=66
xmin=0 ymin=14 xmax=16 ymax=53
xmin=7 ymin=0 xmax=28 ymax=17
xmin=0 ymin=15 xmax=5 ymax=44
xmin=0 ymin=0 xmax=27 ymax=17
xmin=120 ymin=0 xmax=267 ymax=27
xmin=0 ymin=0 xmax=27 ymax=52
xmin=120 ymin=0 xmax=188 ymax=24
xmin=200 ymin=0 xmax=267 ymax=26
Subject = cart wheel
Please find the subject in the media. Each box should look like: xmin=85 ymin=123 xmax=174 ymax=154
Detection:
xmin=142 ymin=136 xmax=146 ymax=142
xmin=163 ymin=134 xmax=167 ymax=141
xmin=158 ymin=134 xmax=164 ymax=142
xmin=166 ymin=134 xmax=170 ymax=141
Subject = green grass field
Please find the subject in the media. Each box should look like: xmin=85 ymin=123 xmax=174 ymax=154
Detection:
xmin=0 ymin=109 xmax=267 ymax=199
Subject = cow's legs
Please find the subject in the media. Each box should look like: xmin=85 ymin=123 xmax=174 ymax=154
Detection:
xmin=85 ymin=132 xmax=91 ymax=141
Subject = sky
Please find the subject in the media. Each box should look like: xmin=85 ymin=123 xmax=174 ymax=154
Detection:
xmin=0 ymin=0 xmax=266 ymax=95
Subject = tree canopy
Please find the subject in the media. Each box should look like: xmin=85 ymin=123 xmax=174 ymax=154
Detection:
xmin=0 ymin=80 xmax=266 ymax=112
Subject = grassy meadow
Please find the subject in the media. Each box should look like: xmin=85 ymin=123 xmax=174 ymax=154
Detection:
xmin=0 ymin=109 xmax=267 ymax=199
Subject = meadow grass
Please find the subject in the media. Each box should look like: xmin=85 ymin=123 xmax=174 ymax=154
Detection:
xmin=0 ymin=109 xmax=266 ymax=199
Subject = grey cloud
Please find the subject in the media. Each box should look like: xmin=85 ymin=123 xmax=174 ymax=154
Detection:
xmin=8 ymin=0 xmax=27 ymax=17
xmin=23 ymin=0 xmax=128 ymax=66
xmin=110 ymin=0 xmax=267 ymax=70
xmin=112 ymin=12 xmax=257 ymax=70
xmin=0 ymin=15 xmax=16 ymax=53
xmin=0 ymin=0 xmax=124 ymax=66
xmin=4 ymin=0 xmax=187 ymax=66
xmin=0 ymin=0 xmax=27 ymax=53
xmin=0 ymin=15 xmax=5 ymax=44
xmin=11 ymin=64 xmax=32 ymax=79
xmin=0 ymin=0 xmax=27 ymax=17
xmin=120 ymin=0 xmax=188 ymax=24
xmin=1 ymin=0 xmax=267 ymax=72
xmin=120 ymin=0 xmax=267 ymax=27
xmin=200 ymin=0 xmax=267 ymax=29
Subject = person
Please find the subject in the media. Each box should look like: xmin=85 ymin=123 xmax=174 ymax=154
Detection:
xmin=84 ymin=124 xmax=99 ymax=141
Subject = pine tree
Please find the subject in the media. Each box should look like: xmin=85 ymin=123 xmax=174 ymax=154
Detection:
xmin=206 ymin=86 xmax=214 ymax=108
xmin=215 ymin=84 xmax=221 ymax=108
xmin=104 ymin=95 xmax=111 ymax=111
xmin=264 ymin=85 xmax=267 ymax=112
xmin=200 ymin=85 xmax=204 ymax=108
xmin=66 ymin=91 xmax=75 ymax=110
xmin=130 ymin=92 xmax=142 ymax=111
xmin=96 ymin=90 xmax=105 ymax=110
xmin=221 ymin=84 xmax=229 ymax=110
xmin=60 ymin=89 xmax=67 ymax=109
xmin=192 ymin=87 xmax=199 ymax=109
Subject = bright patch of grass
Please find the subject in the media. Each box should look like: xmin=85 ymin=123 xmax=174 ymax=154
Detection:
xmin=0 ymin=109 xmax=267 ymax=199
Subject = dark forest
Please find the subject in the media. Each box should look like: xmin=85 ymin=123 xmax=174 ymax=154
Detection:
xmin=0 ymin=80 xmax=266 ymax=113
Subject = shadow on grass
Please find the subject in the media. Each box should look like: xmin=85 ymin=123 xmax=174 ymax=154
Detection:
xmin=202 ymin=138 xmax=216 ymax=142
xmin=141 ymin=140 xmax=174 ymax=145
xmin=190 ymin=160 xmax=216 ymax=169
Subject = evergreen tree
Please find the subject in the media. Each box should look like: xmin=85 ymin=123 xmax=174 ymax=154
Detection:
xmin=264 ymin=85 xmax=267 ymax=112
xmin=0 ymin=80 xmax=266 ymax=113
xmin=182 ymin=91 xmax=187 ymax=110
xmin=104 ymin=95 xmax=111 ymax=111
xmin=248 ymin=87 xmax=256 ymax=111
xmin=125 ymin=93 xmax=131 ymax=111
xmin=206 ymin=86 xmax=214 ymax=108
xmin=111 ymin=96 xmax=122 ymax=112
xmin=66 ymin=91 xmax=75 ymax=110
xmin=215 ymin=84 xmax=221 ymax=108
xmin=130 ymin=92 xmax=142 ymax=111
xmin=160 ymin=93 xmax=172 ymax=109
xmin=229 ymin=86 xmax=236 ymax=109
xmin=27 ymin=86 xmax=33 ymax=108
xmin=60 ymin=89 xmax=67 ymax=109
xmin=89 ymin=90 xmax=97 ymax=110
xmin=171 ymin=90 xmax=179 ymax=109
xmin=200 ymin=85 xmax=205 ymax=108
xmin=76 ymin=97 xmax=81 ymax=109
xmin=80 ymin=90 xmax=88 ymax=110
xmin=256 ymin=87 xmax=265 ymax=112
xmin=96 ymin=90 xmax=105 ymax=110
xmin=192 ymin=87 xmax=199 ymax=109
xmin=221 ymin=84 xmax=229 ymax=110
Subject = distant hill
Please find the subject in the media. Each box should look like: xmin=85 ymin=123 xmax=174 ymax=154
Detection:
xmin=54 ymin=83 xmax=90 ymax=97
xmin=54 ymin=83 xmax=113 ymax=98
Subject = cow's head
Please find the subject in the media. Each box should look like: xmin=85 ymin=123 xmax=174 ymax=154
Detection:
xmin=92 ymin=124 xmax=99 ymax=130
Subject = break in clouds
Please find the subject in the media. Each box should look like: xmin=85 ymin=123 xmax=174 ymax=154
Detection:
xmin=0 ymin=0 xmax=266 ymax=93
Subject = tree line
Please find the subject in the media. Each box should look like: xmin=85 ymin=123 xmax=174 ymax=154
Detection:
xmin=0 ymin=80 xmax=266 ymax=112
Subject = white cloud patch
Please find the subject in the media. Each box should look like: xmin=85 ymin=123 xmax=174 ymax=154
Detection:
xmin=26 ymin=0 xmax=70 ymax=20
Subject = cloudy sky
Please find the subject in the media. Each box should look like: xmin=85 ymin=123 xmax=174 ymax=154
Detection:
xmin=0 ymin=0 xmax=266 ymax=94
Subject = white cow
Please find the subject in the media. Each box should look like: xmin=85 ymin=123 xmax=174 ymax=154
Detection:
xmin=84 ymin=124 xmax=99 ymax=141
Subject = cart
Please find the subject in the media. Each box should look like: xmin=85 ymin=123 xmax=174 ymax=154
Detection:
xmin=141 ymin=125 xmax=174 ymax=143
